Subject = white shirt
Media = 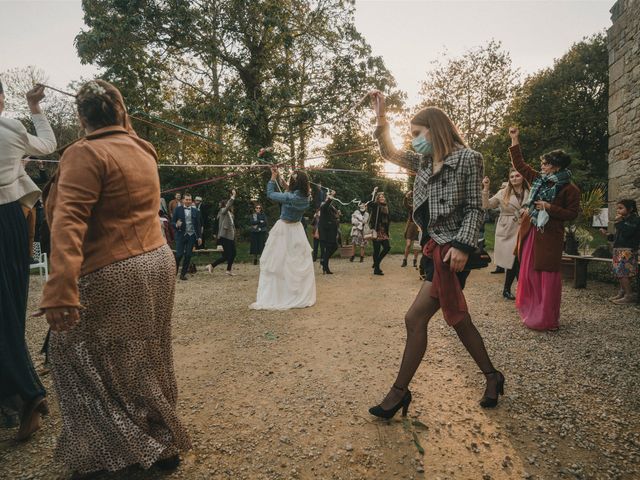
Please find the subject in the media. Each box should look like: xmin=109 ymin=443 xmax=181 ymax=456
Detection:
xmin=0 ymin=113 xmax=57 ymax=208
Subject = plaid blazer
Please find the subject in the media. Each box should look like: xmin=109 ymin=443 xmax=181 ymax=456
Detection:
xmin=374 ymin=124 xmax=484 ymax=252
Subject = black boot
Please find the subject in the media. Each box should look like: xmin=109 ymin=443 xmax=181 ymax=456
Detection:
xmin=502 ymin=290 xmax=515 ymax=300
xmin=359 ymin=256 xmax=364 ymax=263
xmin=401 ymin=258 xmax=407 ymax=267
xmin=349 ymin=256 xmax=354 ymax=262
xmin=413 ymin=258 xmax=417 ymax=268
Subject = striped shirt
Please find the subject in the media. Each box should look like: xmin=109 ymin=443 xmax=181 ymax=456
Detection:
xmin=374 ymin=124 xmax=484 ymax=252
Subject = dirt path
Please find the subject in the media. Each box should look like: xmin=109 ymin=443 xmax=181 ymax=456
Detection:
xmin=2 ymin=255 xmax=639 ymax=480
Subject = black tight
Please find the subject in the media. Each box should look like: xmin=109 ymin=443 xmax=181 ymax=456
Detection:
xmin=392 ymin=281 xmax=495 ymax=393
xmin=320 ymin=241 xmax=338 ymax=271
xmin=504 ymin=257 xmax=520 ymax=292
xmin=372 ymin=239 xmax=391 ymax=270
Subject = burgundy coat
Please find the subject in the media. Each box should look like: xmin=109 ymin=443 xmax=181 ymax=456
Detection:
xmin=509 ymin=145 xmax=580 ymax=272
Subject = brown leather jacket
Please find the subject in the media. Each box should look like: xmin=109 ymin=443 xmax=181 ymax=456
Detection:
xmin=41 ymin=126 xmax=166 ymax=308
xmin=509 ymin=144 xmax=580 ymax=272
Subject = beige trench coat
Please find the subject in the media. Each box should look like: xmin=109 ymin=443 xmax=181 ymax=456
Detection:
xmin=482 ymin=187 xmax=529 ymax=269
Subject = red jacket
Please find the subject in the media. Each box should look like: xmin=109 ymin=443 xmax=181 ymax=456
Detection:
xmin=509 ymin=145 xmax=580 ymax=272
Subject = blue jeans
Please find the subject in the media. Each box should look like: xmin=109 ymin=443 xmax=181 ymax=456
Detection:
xmin=175 ymin=233 xmax=197 ymax=276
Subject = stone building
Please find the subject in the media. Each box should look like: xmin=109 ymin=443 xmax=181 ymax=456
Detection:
xmin=608 ymin=0 xmax=640 ymax=217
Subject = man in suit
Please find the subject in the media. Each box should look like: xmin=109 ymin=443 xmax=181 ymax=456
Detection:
xmin=171 ymin=193 xmax=202 ymax=280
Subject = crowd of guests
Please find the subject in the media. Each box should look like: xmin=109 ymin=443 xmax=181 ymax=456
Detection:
xmin=1 ymin=76 xmax=639 ymax=480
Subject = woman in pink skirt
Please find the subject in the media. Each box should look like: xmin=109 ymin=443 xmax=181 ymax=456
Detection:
xmin=508 ymin=127 xmax=580 ymax=331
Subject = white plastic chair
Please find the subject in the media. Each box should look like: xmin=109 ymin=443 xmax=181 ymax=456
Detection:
xmin=30 ymin=242 xmax=48 ymax=281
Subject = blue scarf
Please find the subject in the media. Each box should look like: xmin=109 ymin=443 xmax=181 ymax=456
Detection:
xmin=526 ymin=169 xmax=572 ymax=228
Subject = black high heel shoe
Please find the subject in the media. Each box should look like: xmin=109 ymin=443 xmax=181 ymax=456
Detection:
xmin=479 ymin=371 xmax=505 ymax=408
xmin=369 ymin=385 xmax=412 ymax=419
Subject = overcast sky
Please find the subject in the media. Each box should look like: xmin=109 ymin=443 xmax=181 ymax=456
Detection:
xmin=0 ymin=0 xmax=613 ymax=107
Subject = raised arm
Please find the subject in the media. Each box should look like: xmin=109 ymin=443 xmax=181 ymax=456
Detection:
xmin=22 ymin=85 xmax=57 ymax=155
xmin=219 ymin=190 xmax=236 ymax=214
xmin=267 ymin=179 xmax=296 ymax=204
xmin=481 ymin=177 xmax=501 ymax=209
xmin=507 ymin=128 xmax=538 ymax=186
xmin=370 ymin=90 xmax=422 ymax=173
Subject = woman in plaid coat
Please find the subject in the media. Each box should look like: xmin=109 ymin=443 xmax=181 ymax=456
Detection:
xmin=367 ymin=91 xmax=504 ymax=419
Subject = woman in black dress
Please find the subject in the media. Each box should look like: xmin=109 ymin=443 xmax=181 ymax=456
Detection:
xmin=249 ymin=204 xmax=268 ymax=265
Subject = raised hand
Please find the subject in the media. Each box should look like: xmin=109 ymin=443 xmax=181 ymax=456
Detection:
xmin=369 ymin=90 xmax=386 ymax=121
xmin=26 ymin=84 xmax=46 ymax=114
xmin=482 ymin=176 xmax=490 ymax=191
xmin=509 ymin=127 xmax=519 ymax=146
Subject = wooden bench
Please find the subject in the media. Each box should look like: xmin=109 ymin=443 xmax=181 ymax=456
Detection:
xmin=563 ymin=254 xmax=640 ymax=304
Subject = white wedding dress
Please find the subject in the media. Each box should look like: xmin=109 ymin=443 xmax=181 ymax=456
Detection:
xmin=250 ymin=219 xmax=316 ymax=310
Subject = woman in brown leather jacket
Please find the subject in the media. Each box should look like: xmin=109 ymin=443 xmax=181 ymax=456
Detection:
xmin=37 ymin=81 xmax=190 ymax=476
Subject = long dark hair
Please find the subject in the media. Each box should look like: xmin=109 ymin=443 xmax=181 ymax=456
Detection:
xmin=288 ymin=170 xmax=311 ymax=196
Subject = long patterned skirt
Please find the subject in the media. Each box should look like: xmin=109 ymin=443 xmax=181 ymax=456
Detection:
xmin=49 ymin=244 xmax=191 ymax=474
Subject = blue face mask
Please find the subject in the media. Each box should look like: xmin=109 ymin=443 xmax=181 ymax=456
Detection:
xmin=412 ymin=134 xmax=432 ymax=155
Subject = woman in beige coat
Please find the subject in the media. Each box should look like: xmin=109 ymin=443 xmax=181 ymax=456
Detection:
xmin=482 ymin=169 xmax=529 ymax=299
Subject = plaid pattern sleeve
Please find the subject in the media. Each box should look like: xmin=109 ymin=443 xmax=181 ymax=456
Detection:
xmin=374 ymin=123 xmax=422 ymax=173
xmin=451 ymin=151 xmax=484 ymax=251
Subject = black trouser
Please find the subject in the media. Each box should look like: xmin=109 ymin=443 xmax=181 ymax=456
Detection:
xmin=372 ymin=239 xmax=391 ymax=270
xmin=504 ymin=257 xmax=521 ymax=292
xmin=212 ymin=237 xmax=236 ymax=271
xmin=175 ymin=233 xmax=197 ymax=276
xmin=320 ymin=241 xmax=338 ymax=270
xmin=0 ymin=202 xmax=46 ymax=407
xmin=312 ymin=238 xmax=320 ymax=261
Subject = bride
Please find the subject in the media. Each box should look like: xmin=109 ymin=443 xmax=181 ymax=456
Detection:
xmin=250 ymin=166 xmax=316 ymax=310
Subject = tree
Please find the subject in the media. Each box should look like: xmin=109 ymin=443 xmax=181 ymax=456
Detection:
xmin=481 ymin=33 xmax=608 ymax=190
xmin=76 ymin=0 xmax=403 ymax=167
xmin=418 ymin=40 xmax=520 ymax=147
xmin=0 ymin=66 xmax=79 ymax=149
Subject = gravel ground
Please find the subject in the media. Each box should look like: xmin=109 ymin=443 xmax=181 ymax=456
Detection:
xmin=1 ymin=255 xmax=639 ymax=480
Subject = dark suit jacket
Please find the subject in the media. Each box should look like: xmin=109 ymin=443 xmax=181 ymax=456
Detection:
xmin=509 ymin=144 xmax=580 ymax=272
xmin=172 ymin=205 xmax=202 ymax=239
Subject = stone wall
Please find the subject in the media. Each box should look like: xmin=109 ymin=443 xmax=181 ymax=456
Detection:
xmin=608 ymin=0 xmax=640 ymax=218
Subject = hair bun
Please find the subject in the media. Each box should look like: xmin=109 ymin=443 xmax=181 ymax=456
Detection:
xmin=84 ymin=81 xmax=106 ymax=96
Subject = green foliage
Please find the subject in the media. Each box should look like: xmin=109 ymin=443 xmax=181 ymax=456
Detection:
xmin=76 ymin=0 xmax=403 ymax=162
xmin=418 ymin=40 xmax=520 ymax=148
xmin=480 ymin=33 xmax=608 ymax=190
xmin=565 ymin=184 xmax=606 ymax=255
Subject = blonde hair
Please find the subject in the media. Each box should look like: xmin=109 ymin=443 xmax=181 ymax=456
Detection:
xmin=502 ymin=168 xmax=528 ymax=206
xmin=411 ymin=107 xmax=467 ymax=163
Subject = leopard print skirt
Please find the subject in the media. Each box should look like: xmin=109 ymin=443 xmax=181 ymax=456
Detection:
xmin=49 ymin=244 xmax=191 ymax=474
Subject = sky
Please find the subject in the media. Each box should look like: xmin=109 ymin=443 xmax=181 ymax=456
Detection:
xmin=0 ymin=0 xmax=614 ymax=108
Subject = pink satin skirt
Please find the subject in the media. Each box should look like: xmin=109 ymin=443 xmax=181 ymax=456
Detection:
xmin=516 ymin=230 xmax=562 ymax=330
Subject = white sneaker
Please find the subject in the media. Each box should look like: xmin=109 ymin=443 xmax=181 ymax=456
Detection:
xmin=206 ymin=265 xmax=213 ymax=274
xmin=225 ymin=271 xmax=235 ymax=276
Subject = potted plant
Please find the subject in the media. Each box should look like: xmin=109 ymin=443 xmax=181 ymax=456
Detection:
xmin=564 ymin=184 xmax=605 ymax=256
